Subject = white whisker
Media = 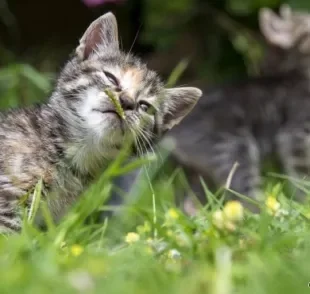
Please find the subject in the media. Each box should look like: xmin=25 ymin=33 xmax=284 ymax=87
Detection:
xmin=126 ymin=24 xmax=142 ymax=60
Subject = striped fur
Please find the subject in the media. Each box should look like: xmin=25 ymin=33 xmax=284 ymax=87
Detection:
xmin=0 ymin=12 xmax=202 ymax=233
xmin=165 ymin=5 xmax=310 ymax=211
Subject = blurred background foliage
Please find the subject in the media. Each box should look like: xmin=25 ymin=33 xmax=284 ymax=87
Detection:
xmin=0 ymin=0 xmax=309 ymax=108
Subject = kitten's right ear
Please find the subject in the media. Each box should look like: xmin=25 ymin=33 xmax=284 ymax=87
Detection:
xmin=76 ymin=12 xmax=119 ymax=60
xmin=259 ymin=6 xmax=294 ymax=49
xmin=161 ymin=87 xmax=202 ymax=132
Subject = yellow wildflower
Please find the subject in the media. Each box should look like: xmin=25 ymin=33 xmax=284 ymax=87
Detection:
xmin=166 ymin=208 xmax=180 ymax=220
xmin=212 ymin=210 xmax=225 ymax=229
xmin=125 ymin=232 xmax=140 ymax=244
xmin=70 ymin=244 xmax=84 ymax=256
xmin=265 ymin=196 xmax=280 ymax=215
xmin=223 ymin=201 xmax=244 ymax=222
xmin=166 ymin=230 xmax=174 ymax=237
xmin=224 ymin=221 xmax=236 ymax=232
xmin=137 ymin=221 xmax=151 ymax=234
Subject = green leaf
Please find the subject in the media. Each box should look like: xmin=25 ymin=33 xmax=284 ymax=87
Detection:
xmin=21 ymin=64 xmax=51 ymax=92
xmin=287 ymin=0 xmax=310 ymax=10
xmin=166 ymin=59 xmax=189 ymax=88
xmin=227 ymin=0 xmax=254 ymax=15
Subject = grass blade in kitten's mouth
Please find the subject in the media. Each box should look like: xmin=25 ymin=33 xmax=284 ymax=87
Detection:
xmin=93 ymin=109 xmax=119 ymax=115
xmin=104 ymin=88 xmax=125 ymax=119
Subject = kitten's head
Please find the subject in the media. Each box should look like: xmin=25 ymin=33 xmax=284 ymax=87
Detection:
xmin=259 ymin=4 xmax=310 ymax=74
xmin=52 ymin=12 xmax=201 ymax=171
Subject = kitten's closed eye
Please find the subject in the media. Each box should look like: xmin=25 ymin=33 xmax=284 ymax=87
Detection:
xmin=104 ymin=71 xmax=120 ymax=87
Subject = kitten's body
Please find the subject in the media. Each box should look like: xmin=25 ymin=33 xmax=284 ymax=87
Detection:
xmin=0 ymin=13 xmax=201 ymax=232
xmin=168 ymin=71 xmax=310 ymax=205
xmin=0 ymin=107 xmax=60 ymax=214
xmin=166 ymin=5 xmax=310 ymax=209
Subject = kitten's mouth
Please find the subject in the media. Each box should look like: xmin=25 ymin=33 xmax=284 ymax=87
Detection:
xmin=93 ymin=108 xmax=126 ymax=134
xmin=93 ymin=108 xmax=122 ymax=118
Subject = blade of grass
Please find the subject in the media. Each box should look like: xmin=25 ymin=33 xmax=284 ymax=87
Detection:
xmin=40 ymin=200 xmax=56 ymax=234
xmin=27 ymin=178 xmax=43 ymax=224
xmin=104 ymin=88 xmax=125 ymax=119
xmin=166 ymin=58 xmax=189 ymax=88
xmin=112 ymin=153 xmax=157 ymax=177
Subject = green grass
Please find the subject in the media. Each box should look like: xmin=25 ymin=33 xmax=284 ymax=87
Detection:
xmin=2 ymin=154 xmax=310 ymax=294
xmin=1 ymin=62 xmax=310 ymax=294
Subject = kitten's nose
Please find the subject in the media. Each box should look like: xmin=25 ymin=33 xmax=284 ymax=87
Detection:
xmin=119 ymin=93 xmax=135 ymax=110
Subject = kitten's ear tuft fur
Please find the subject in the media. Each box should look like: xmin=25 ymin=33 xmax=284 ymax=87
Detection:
xmin=162 ymin=87 xmax=202 ymax=131
xmin=76 ymin=12 xmax=119 ymax=60
xmin=279 ymin=4 xmax=292 ymax=20
xmin=259 ymin=6 xmax=294 ymax=49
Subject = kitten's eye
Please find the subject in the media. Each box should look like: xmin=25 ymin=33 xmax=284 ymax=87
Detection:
xmin=138 ymin=101 xmax=152 ymax=113
xmin=104 ymin=71 xmax=119 ymax=86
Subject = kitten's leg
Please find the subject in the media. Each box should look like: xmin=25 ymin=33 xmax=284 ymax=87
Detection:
xmin=0 ymin=179 xmax=24 ymax=233
xmin=207 ymin=133 xmax=262 ymax=211
xmin=0 ymin=198 xmax=22 ymax=234
xmin=276 ymin=126 xmax=310 ymax=202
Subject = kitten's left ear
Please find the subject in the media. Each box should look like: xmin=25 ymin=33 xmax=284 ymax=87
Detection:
xmin=162 ymin=87 xmax=202 ymax=131
xmin=76 ymin=12 xmax=119 ymax=60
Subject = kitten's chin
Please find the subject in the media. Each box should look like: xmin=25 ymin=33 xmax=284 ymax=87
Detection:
xmin=100 ymin=128 xmax=140 ymax=159
xmin=91 ymin=112 xmax=124 ymax=139
xmin=89 ymin=113 xmax=142 ymax=159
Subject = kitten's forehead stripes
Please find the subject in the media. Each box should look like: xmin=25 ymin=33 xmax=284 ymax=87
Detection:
xmin=60 ymin=51 xmax=162 ymax=105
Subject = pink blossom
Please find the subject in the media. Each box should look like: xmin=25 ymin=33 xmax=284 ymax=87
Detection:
xmin=82 ymin=0 xmax=124 ymax=7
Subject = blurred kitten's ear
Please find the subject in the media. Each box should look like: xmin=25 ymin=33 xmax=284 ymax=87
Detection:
xmin=162 ymin=87 xmax=202 ymax=132
xmin=76 ymin=12 xmax=119 ymax=60
xmin=279 ymin=4 xmax=292 ymax=20
xmin=259 ymin=6 xmax=294 ymax=48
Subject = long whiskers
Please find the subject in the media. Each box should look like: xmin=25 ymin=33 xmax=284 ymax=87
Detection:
xmin=137 ymin=125 xmax=163 ymax=163
xmin=126 ymin=24 xmax=142 ymax=60
xmin=132 ymin=124 xmax=163 ymax=168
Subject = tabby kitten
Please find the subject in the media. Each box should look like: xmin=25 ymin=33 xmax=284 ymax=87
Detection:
xmin=162 ymin=4 xmax=310 ymax=211
xmin=259 ymin=4 xmax=310 ymax=75
xmin=0 ymin=12 xmax=202 ymax=232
